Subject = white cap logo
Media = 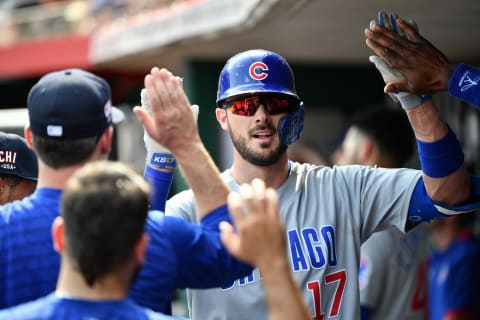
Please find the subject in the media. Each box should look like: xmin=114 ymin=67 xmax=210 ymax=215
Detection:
xmin=47 ymin=125 xmax=63 ymax=137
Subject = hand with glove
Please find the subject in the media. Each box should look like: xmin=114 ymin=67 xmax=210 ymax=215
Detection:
xmin=366 ymin=11 xmax=433 ymax=110
xmin=139 ymin=77 xmax=199 ymax=170
xmin=365 ymin=11 xmax=453 ymax=97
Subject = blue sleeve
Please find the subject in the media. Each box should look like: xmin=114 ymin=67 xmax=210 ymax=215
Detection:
xmin=448 ymin=63 xmax=480 ymax=107
xmin=360 ymin=306 xmax=372 ymax=320
xmin=408 ymin=175 xmax=480 ymax=225
xmin=129 ymin=207 xmax=253 ymax=313
xmin=168 ymin=204 xmax=253 ymax=288
xmin=144 ymin=166 xmax=174 ymax=212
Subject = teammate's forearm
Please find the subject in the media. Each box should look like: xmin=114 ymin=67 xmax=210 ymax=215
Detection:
xmin=174 ymin=140 xmax=229 ymax=219
xmin=406 ymin=100 xmax=470 ymax=204
xmin=260 ymin=258 xmax=310 ymax=320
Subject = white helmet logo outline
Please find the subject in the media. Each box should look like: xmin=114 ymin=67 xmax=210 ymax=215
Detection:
xmin=249 ymin=62 xmax=269 ymax=80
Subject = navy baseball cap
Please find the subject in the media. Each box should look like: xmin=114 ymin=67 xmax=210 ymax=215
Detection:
xmin=0 ymin=132 xmax=38 ymax=181
xmin=27 ymin=68 xmax=124 ymax=139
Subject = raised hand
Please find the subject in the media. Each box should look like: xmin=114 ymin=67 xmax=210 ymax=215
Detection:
xmin=365 ymin=13 xmax=453 ymax=95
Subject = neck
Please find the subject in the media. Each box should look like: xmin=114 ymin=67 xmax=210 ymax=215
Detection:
xmin=35 ymin=152 xmax=106 ymax=189
xmin=56 ymin=258 xmax=130 ymax=300
xmin=230 ymin=152 xmax=289 ymax=189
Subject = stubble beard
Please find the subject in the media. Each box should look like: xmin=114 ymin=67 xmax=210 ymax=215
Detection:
xmin=229 ymin=126 xmax=287 ymax=166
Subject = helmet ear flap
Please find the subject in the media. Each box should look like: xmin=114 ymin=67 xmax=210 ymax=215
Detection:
xmin=278 ymin=102 xmax=304 ymax=145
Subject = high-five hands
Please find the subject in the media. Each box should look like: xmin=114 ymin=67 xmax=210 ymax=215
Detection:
xmin=365 ymin=11 xmax=453 ymax=96
xmin=134 ymin=67 xmax=200 ymax=164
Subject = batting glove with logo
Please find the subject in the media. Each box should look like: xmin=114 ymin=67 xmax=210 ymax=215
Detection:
xmin=370 ymin=11 xmax=429 ymax=110
xmin=141 ymin=87 xmax=199 ymax=169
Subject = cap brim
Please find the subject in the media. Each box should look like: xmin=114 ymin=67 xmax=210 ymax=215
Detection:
xmin=112 ymin=106 xmax=125 ymax=124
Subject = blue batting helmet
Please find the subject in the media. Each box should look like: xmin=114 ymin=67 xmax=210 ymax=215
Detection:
xmin=217 ymin=49 xmax=304 ymax=145
xmin=216 ymin=49 xmax=301 ymax=105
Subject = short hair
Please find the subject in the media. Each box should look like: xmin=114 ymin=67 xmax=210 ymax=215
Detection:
xmin=348 ymin=107 xmax=415 ymax=167
xmin=31 ymin=134 xmax=99 ymax=169
xmin=61 ymin=160 xmax=150 ymax=286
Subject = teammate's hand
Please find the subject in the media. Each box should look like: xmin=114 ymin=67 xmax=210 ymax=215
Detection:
xmin=134 ymin=67 xmax=200 ymax=161
xmin=365 ymin=11 xmax=452 ymax=95
xmin=219 ymin=179 xmax=286 ymax=269
xmin=140 ymin=87 xmax=199 ymax=168
xmin=367 ymin=11 xmax=428 ymax=109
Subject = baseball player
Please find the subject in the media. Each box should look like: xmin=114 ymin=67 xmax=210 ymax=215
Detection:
xmin=148 ymin=47 xmax=480 ymax=319
xmin=0 ymin=131 xmax=37 ymax=204
xmin=333 ymin=107 xmax=430 ymax=320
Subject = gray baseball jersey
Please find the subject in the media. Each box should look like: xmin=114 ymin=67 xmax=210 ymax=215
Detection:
xmin=359 ymin=224 xmax=430 ymax=320
xmin=166 ymin=162 xmax=422 ymax=320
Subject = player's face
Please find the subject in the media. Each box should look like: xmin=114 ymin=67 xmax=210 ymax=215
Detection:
xmin=0 ymin=178 xmax=36 ymax=205
xmin=216 ymin=95 xmax=289 ymax=166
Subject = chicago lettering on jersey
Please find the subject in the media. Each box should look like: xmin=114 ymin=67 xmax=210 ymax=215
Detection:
xmin=222 ymin=225 xmax=337 ymax=290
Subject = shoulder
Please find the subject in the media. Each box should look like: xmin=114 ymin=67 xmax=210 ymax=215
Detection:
xmin=0 ymin=294 xmax=57 ymax=319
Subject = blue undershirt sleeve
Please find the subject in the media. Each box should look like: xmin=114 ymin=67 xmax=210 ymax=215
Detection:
xmin=166 ymin=205 xmax=253 ymax=288
xmin=144 ymin=166 xmax=174 ymax=212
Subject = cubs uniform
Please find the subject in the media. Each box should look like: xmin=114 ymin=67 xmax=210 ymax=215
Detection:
xmin=166 ymin=162 xmax=422 ymax=319
xmin=359 ymin=224 xmax=430 ymax=320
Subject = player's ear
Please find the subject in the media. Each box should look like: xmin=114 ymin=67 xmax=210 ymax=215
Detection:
xmin=216 ymin=108 xmax=229 ymax=131
xmin=97 ymin=126 xmax=113 ymax=155
xmin=134 ymin=233 xmax=149 ymax=266
xmin=24 ymin=126 xmax=33 ymax=148
xmin=51 ymin=216 xmax=65 ymax=253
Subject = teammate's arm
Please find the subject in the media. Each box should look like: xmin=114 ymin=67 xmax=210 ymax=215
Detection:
xmin=365 ymin=12 xmax=470 ymax=207
xmin=220 ymin=179 xmax=310 ymax=320
xmin=134 ymin=67 xmax=229 ymax=218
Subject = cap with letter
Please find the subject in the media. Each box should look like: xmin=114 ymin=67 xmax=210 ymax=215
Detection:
xmin=0 ymin=132 xmax=38 ymax=181
xmin=27 ymin=68 xmax=124 ymax=139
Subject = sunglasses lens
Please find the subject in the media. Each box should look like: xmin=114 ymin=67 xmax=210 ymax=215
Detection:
xmin=224 ymin=96 xmax=295 ymax=116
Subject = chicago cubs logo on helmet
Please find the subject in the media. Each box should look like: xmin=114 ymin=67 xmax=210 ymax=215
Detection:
xmin=249 ymin=62 xmax=269 ymax=80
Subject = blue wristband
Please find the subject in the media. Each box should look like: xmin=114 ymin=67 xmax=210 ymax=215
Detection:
xmin=417 ymin=127 xmax=464 ymax=178
xmin=448 ymin=63 xmax=480 ymax=108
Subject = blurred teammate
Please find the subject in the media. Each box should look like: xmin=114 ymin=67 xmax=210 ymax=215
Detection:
xmin=427 ymin=214 xmax=480 ymax=320
xmin=0 ymin=161 xmax=181 ymax=319
xmin=0 ymin=67 xmax=251 ymax=310
xmin=0 ymin=132 xmax=37 ymax=204
xmin=333 ymin=107 xmax=430 ymax=320
xmin=163 ymin=47 xmax=476 ymax=319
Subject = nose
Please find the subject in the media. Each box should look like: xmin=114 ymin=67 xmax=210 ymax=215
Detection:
xmin=254 ymin=104 xmax=271 ymax=123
